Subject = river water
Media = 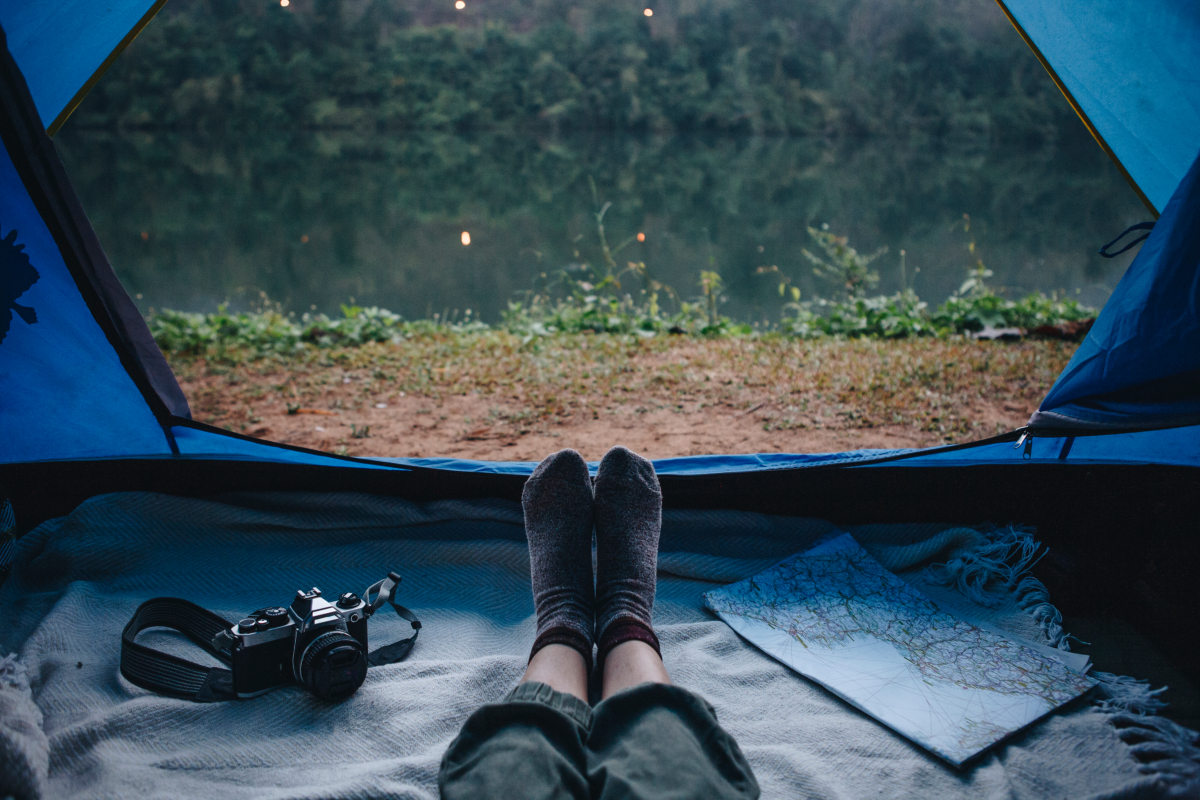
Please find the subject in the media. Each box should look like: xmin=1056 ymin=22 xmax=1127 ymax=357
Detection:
xmin=56 ymin=129 xmax=1149 ymax=324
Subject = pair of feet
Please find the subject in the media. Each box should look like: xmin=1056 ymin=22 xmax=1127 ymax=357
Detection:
xmin=519 ymin=447 xmax=667 ymax=701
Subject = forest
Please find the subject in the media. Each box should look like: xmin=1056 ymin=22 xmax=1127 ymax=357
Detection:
xmin=72 ymin=0 xmax=1081 ymax=147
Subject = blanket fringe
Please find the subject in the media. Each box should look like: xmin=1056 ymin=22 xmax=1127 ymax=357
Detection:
xmin=924 ymin=526 xmax=1071 ymax=649
xmin=922 ymin=523 xmax=1200 ymax=791
xmin=1107 ymin=712 xmax=1200 ymax=797
xmin=1092 ymin=672 xmax=1170 ymax=715
xmin=0 ymin=652 xmax=49 ymax=800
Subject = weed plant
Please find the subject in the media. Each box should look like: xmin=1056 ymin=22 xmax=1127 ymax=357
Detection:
xmin=149 ymin=227 xmax=1097 ymax=363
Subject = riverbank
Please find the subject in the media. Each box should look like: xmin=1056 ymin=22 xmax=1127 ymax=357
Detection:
xmin=168 ymin=333 xmax=1075 ymax=461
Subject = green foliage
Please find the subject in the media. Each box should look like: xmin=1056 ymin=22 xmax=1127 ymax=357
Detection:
xmin=74 ymin=0 xmax=1078 ymax=145
xmin=500 ymin=266 xmax=748 ymax=340
xmin=150 ymin=222 xmax=1098 ymax=361
xmin=932 ymin=293 xmax=1094 ymax=334
xmin=762 ymin=227 xmax=1097 ymax=340
xmin=150 ymin=301 xmax=479 ymax=361
xmin=802 ymin=226 xmax=887 ymax=299
xmin=781 ymin=291 xmax=934 ymax=339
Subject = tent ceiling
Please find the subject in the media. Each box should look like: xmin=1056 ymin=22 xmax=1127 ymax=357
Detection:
xmin=998 ymin=0 xmax=1200 ymax=215
xmin=0 ymin=0 xmax=167 ymax=135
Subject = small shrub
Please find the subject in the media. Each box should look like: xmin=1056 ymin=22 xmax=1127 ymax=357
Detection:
xmin=802 ymin=225 xmax=887 ymax=299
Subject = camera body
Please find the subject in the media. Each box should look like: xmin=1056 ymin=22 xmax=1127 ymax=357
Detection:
xmin=228 ymin=587 xmax=371 ymax=700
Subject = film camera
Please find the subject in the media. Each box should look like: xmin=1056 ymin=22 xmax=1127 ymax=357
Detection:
xmin=214 ymin=572 xmax=419 ymax=700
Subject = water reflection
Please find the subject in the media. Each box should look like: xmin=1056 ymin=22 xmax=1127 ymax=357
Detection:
xmin=56 ymin=130 xmax=1148 ymax=323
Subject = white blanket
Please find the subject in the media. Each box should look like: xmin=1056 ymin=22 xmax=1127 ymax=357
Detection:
xmin=0 ymin=491 xmax=1191 ymax=799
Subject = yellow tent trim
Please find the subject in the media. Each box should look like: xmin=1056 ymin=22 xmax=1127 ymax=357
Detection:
xmin=994 ymin=0 xmax=1159 ymax=218
xmin=46 ymin=0 xmax=172 ymax=137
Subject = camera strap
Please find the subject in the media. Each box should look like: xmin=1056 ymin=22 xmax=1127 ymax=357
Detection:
xmin=120 ymin=573 xmax=422 ymax=702
xmin=121 ymin=597 xmax=238 ymax=702
xmin=364 ymin=572 xmax=422 ymax=666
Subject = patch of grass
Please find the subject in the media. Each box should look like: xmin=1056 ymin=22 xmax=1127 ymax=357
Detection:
xmin=170 ymin=332 xmax=1075 ymax=445
xmin=149 ymin=226 xmax=1095 ymax=363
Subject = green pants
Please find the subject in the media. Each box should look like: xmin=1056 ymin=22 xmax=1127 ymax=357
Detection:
xmin=439 ymin=681 xmax=760 ymax=800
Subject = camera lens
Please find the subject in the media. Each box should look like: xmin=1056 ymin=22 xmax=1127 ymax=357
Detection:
xmin=297 ymin=631 xmax=368 ymax=700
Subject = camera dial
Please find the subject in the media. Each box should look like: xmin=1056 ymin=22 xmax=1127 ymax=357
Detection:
xmin=261 ymin=607 xmax=289 ymax=627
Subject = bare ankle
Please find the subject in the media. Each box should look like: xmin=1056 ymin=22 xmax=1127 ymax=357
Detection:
xmin=521 ymin=643 xmax=589 ymax=701
xmin=600 ymin=640 xmax=670 ymax=700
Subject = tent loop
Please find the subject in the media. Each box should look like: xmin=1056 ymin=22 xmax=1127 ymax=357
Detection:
xmin=1098 ymin=222 xmax=1155 ymax=258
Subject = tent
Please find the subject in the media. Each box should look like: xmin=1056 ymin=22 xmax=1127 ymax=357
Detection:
xmin=1 ymin=0 xmax=1198 ymax=725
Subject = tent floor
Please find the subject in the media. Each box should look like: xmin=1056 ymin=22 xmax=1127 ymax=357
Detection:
xmin=4 ymin=456 xmax=1199 ymax=698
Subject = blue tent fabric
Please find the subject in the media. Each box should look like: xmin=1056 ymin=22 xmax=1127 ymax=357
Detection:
xmin=998 ymin=0 xmax=1200 ymax=213
xmin=382 ymin=422 xmax=1200 ymax=473
xmin=0 ymin=112 xmax=170 ymax=462
xmin=1031 ymin=149 xmax=1200 ymax=432
xmin=0 ymin=0 xmax=165 ymax=133
xmin=171 ymin=424 xmax=404 ymax=470
xmin=1 ymin=6 xmax=1199 ymax=476
xmin=0 ymin=25 xmax=193 ymax=465
xmin=385 ymin=449 xmax=919 ymax=477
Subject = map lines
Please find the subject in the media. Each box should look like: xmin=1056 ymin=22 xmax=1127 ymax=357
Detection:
xmin=705 ymin=534 xmax=1094 ymax=765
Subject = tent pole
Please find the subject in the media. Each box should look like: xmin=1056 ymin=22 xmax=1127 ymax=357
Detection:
xmin=45 ymin=0 xmax=172 ymax=136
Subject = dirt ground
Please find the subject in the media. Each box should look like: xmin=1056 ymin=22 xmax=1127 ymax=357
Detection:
xmin=171 ymin=334 xmax=1076 ymax=462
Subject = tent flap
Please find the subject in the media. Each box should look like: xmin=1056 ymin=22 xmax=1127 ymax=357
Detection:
xmin=0 ymin=25 xmax=189 ymax=464
xmin=1031 ymin=149 xmax=1200 ymax=432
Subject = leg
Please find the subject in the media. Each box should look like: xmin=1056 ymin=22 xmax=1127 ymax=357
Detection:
xmin=523 ymin=449 xmax=597 ymax=674
xmin=590 ymin=448 xmax=759 ymax=798
xmin=587 ymin=683 xmax=760 ymax=800
xmin=600 ymin=640 xmax=669 ymax=700
xmin=439 ymin=449 xmax=598 ymax=799
xmin=523 ymin=643 xmax=589 ymax=702
xmin=439 ymin=680 xmax=593 ymax=800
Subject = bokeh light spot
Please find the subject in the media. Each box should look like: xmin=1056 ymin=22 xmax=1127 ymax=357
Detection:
xmin=637 ymin=232 xmax=645 ymax=242
xmin=455 ymin=1 xmax=466 ymax=8
xmin=301 ymin=235 xmax=309 ymax=243
xmin=643 ymin=8 xmax=653 ymax=16
xmin=461 ymin=231 xmax=471 ymax=245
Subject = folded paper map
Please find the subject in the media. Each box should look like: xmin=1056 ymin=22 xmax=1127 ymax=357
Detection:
xmin=703 ymin=533 xmax=1095 ymax=766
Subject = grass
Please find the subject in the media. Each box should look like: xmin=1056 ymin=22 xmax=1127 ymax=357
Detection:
xmin=153 ymin=226 xmax=1090 ymax=450
xmin=169 ymin=330 xmax=1076 ymax=445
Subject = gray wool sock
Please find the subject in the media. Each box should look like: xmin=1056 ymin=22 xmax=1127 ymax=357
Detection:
xmin=594 ymin=446 xmax=662 ymax=657
xmin=522 ymin=449 xmax=596 ymax=668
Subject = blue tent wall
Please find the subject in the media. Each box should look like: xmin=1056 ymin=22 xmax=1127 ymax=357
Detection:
xmin=0 ymin=131 xmax=169 ymax=461
xmin=0 ymin=0 xmax=166 ymax=134
xmin=1028 ymin=150 xmax=1200 ymax=432
xmin=997 ymin=0 xmax=1200 ymax=214
xmin=2 ymin=4 xmax=1200 ymax=478
xmin=0 ymin=25 xmax=196 ymax=463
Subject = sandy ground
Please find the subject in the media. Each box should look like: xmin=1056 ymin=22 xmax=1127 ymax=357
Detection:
xmin=235 ymin=394 xmax=1028 ymax=461
xmin=173 ymin=336 xmax=1072 ymax=462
